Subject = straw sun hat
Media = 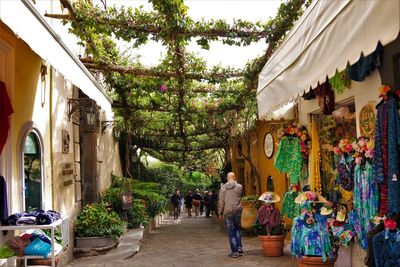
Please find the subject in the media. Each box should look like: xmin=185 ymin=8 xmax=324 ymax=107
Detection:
xmin=294 ymin=191 xmax=328 ymax=204
xmin=258 ymin=191 xmax=280 ymax=204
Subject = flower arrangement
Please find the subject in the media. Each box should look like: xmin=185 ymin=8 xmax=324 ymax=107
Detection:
xmin=277 ymin=123 xmax=311 ymax=159
xmin=378 ymin=85 xmax=400 ymax=99
xmin=333 ymin=137 xmax=373 ymax=164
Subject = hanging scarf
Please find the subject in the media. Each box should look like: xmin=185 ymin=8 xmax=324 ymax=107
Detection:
xmin=310 ymin=117 xmax=322 ymax=194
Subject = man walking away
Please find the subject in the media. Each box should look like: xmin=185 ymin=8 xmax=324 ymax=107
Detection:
xmin=218 ymin=172 xmax=243 ymax=258
xmin=184 ymin=191 xmax=193 ymax=217
xmin=192 ymin=189 xmax=203 ymax=217
xmin=204 ymin=191 xmax=211 ymax=218
xmin=210 ymin=190 xmax=217 ymax=216
xmin=171 ymin=190 xmax=181 ymax=220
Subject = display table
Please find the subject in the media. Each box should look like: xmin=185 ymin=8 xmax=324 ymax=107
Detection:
xmin=0 ymin=219 xmax=63 ymax=267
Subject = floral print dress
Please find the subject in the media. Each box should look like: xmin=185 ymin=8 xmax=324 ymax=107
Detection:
xmin=274 ymin=136 xmax=303 ymax=184
xmin=281 ymin=191 xmax=301 ymax=219
xmin=353 ymin=161 xmax=379 ymax=250
xmin=290 ymin=213 xmax=333 ymax=261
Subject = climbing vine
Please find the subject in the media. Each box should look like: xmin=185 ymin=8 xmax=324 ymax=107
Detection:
xmin=47 ymin=0 xmax=309 ymax=172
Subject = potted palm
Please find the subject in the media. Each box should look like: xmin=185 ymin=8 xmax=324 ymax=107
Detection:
xmin=240 ymin=195 xmax=259 ymax=230
xmin=254 ymin=192 xmax=286 ymax=257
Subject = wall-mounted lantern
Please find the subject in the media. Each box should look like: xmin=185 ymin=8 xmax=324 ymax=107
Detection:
xmin=67 ymin=98 xmax=99 ymax=132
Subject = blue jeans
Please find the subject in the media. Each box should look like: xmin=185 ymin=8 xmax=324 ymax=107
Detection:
xmin=224 ymin=212 xmax=242 ymax=253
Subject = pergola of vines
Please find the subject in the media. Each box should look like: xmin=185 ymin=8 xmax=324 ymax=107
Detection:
xmin=47 ymin=0 xmax=308 ymax=172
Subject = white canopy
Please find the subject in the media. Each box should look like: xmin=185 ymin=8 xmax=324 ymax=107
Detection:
xmin=257 ymin=0 xmax=400 ymax=119
xmin=0 ymin=0 xmax=112 ymax=113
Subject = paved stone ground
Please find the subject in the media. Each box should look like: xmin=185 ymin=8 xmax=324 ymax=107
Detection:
xmin=68 ymin=213 xmax=296 ymax=267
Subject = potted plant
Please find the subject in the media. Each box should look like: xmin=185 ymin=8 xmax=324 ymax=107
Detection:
xmin=254 ymin=192 xmax=286 ymax=257
xmin=75 ymin=202 xmax=126 ymax=248
xmin=240 ymin=195 xmax=259 ymax=230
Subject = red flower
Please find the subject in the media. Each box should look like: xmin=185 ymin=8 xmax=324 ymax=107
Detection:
xmin=384 ymin=219 xmax=397 ymax=230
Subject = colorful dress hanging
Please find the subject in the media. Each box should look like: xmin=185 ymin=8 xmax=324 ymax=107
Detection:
xmin=373 ymin=98 xmax=389 ymax=214
xmin=353 ymin=161 xmax=379 ymax=250
xmin=290 ymin=213 xmax=333 ymax=262
xmin=329 ymin=69 xmax=351 ymax=95
xmin=347 ymin=43 xmax=383 ymax=82
xmin=310 ymin=118 xmax=322 ymax=194
xmin=274 ymin=136 xmax=303 ymax=184
xmin=281 ymin=191 xmax=301 ymax=219
xmin=314 ymin=78 xmax=335 ymax=115
xmin=257 ymin=205 xmax=281 ymax=235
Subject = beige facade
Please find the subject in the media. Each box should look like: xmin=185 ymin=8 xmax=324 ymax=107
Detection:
xmin=0 ymin=0 xmax=122 ymax=264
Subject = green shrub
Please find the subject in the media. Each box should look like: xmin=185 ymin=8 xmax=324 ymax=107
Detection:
xmin=75 ymin=202 xmax=126 ymax=240
xmin=127 ymin=199 xmax=149 ymax=227
xmin=241 ymin=195 xmax=260 ymax=207
xmin=252 ymin=222 xmax=285 ymax=236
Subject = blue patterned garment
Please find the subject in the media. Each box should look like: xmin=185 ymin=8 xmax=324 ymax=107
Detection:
xmin=290 ymin=213 xmax=333 ymax=262
xmin=386 ymin=96 xmax=400 ymax=214
xmin=353 ymin=162 xmax=379 ymax=250
xmin=372 ymin=230 xmax=400 ymax=267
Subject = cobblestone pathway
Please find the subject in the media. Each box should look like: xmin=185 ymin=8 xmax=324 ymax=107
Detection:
xmin=129 ymin=213 xmax=296 ymax=267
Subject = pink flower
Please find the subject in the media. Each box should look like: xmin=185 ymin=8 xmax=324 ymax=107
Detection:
xmin=305 ymin=191 xmax=316 ymax=201
xmin=128 ymin=92 xmax=133 ymax=97
xmin=355 ymin=157 xmax=362 ymax=165
xmin=160 ymin=85 xmax=168 ymax=92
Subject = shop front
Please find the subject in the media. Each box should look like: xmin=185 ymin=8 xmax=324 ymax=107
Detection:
xmin=257 ymin=0 xmax=400 ymax=266
xmin=0 ymin=0 xmax=122 ymax=264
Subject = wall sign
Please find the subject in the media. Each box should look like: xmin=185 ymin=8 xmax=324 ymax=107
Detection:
xmin=62 ymin=129 xmax=70 ymax=154
xmin=359 ymin=102 xmax=376 ymax=138
xmin=61 ymin=162 xmax=74 ymax=185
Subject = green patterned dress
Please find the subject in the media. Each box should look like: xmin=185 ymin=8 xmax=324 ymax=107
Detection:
xmin=274 ymin=136 xmax=303 ymax=184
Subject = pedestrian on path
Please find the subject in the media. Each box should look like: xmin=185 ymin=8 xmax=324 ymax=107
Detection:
xmin=184 ymin=191 xmax=193 ymax=217
xmin=171 ymin=190 xmax=182 ymax=220
xmin=204 ymin=191 xmax=212 ymax=218
xmin=200 ymin=191 xmax=207 ymax=215
xmin=192 ymin=189 xmax=203 ymax=217
xmin=218 ymin=172 xmax=243 ymax=258
xmin=210 ymin=190 xmax=218 ymax=216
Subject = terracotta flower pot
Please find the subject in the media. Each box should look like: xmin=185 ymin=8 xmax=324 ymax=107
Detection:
xmin=241 ymin=203 xmax=258 ymax=230
xmin=258 ymin=234 xmax=285 ymax=257
xmin=295 ymin=256 xmax=336 ymax=267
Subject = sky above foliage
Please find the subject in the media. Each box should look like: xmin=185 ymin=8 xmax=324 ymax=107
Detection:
xmin=94 ymin=0 xmax=281 ymax=68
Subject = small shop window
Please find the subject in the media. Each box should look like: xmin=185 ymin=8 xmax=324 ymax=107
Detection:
xmin=23 ymin=132 xmax=43 ymax=211
xmin=315 ymin=101 xmax=357 ymax=198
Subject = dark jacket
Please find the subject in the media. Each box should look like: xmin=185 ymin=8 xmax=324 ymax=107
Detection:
xmin=171 ymin=194 xmax=181 ymax=207
xmin=204 ymin=194 xmax=211 ymax=206
xmin=184 ymin=194 xmax=193 ymax=208
xmin=193 ymin=192 xmax=203 ymax=201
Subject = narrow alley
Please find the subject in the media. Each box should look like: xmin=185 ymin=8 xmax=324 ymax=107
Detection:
xmin=70 ymin=214 xmax=296 ymax=267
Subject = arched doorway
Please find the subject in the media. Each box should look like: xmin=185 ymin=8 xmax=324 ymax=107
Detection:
xmin=23 ymin=132 xmax=42 ymax=211
xmin=19 ymin=125 xmax=44 ymax=212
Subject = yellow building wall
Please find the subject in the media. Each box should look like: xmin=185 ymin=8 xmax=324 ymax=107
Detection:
xmin=11 ymin=27 xmax=52 ymax=213
xmin=231 ymin=121 xmax=289 ymax=210
xmin=256 ymin=121 xmax=289 ymax=211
